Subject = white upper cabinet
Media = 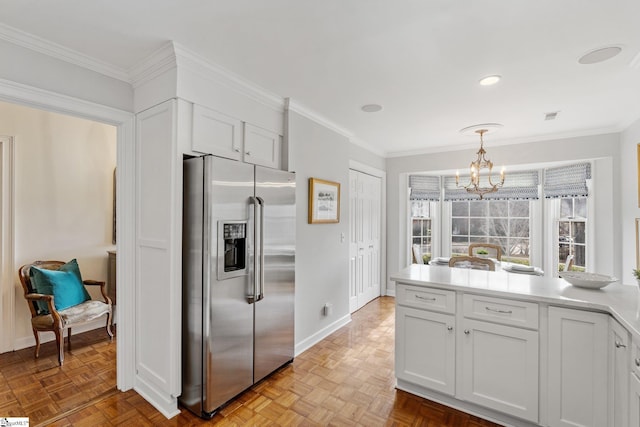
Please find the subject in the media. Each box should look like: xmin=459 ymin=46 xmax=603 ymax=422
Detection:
xmin=192 ymin=104 xmax=243 ymax=161
xmin=243 ymin=123 xmax=282 ymax=169
xmin=191 ymin=104 xmax=282 ymax=169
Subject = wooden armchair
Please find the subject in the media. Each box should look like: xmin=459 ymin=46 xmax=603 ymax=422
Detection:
xmin=18 ymin=260 xmax=113 ymax=366
xmin=468 ymin=243 xmax=502 ymax=261
xmin=449 ymin=255 xmax=496 ymax=271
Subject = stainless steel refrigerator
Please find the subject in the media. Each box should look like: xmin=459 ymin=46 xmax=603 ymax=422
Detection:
xmin=181 ymin=155 xmax=295 ymax=418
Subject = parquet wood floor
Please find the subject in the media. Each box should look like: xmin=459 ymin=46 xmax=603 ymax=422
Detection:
xmin=1 ymin=297 xmax=503 ymax=426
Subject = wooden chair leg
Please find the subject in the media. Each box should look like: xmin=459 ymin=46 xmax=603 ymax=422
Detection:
xmin=32 ymin=329 xmax=41 ymax=359
xmin=106 ymin=312 xmax=114 ymax=341
xmin=55 ymin=328 xmax=64 ymax=366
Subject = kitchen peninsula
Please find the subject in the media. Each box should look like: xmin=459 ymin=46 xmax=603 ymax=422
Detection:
xmin=391 ymin=265 xmax=640 ymax=427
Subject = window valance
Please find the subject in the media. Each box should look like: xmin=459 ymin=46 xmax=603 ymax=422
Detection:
xmin=443 ymin=170 xmax=539 ymax=201
xmin=409 ymin=175 xmax=441 ymax=201
xmin=543 ymin=162 xmax=591 ymax=199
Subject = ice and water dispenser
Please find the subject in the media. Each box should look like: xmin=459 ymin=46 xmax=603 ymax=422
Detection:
xmin=218 ymin=221 xmax=247 ymax=280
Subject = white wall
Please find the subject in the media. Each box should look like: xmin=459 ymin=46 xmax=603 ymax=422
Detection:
xmin=0 ymin=101 xmax=116 ymax=348
xmin=621 ymin=118 xmax=640 ymax=285
xmin=385 ymin=133 xmax=622 ymax=290
xmin=288 ymin=110 xmax=352 ymax=351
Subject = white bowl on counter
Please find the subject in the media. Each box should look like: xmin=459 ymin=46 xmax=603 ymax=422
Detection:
xmin=559 ymin=271 xmax=618 ymax=289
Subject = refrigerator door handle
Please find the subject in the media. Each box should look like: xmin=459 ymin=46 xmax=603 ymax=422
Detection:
xmin=247 ymin=196 xmax=259 ymax=304
xmin=256 ymin=196 xmax=265 ymax=301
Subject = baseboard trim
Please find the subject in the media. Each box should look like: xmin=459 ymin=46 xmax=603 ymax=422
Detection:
xmin=134 ymin=375 xmax=181 ymax=419
xmin=12 ymin=318 xmax=109 ymax=351
xmin=294 ymin=314 xmax=351 ymax=356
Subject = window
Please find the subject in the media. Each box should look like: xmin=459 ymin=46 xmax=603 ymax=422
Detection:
xmin=451 ymin=200 xmax=531 ymax=265
xmin=558 ymin=197 xmax=587 ymax=271
xmin=411 ymin=201 xmax=432 ymax=263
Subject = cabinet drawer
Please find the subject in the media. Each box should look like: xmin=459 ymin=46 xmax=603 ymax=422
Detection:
xmin=396 ymin=284 xmax=455 ymax=314
xmin=462 ymin=294 xmax=538 ymax=330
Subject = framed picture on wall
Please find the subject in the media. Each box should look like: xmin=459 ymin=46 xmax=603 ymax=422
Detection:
xmin=308 ymin=177 xmax=340 ymax=224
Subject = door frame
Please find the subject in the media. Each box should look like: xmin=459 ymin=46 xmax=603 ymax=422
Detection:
xmin=349 ymin=160 xmax=386 ymax=298
xmin=0 ymin=78 xmax=136 ymax=391
xmin=0 ymin=135 xmax=14 ymax=353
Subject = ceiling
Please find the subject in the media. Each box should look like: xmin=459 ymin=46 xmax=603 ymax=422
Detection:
xmin=1 ymin=0 xmax=640 ymax=157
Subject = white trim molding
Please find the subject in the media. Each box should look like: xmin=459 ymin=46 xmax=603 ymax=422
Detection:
xmin=0 ymin=135 xmax=14 ymax=353
xmin=0 ymin=77 xmax=136 ymax=392
xmin=295 ymin=314 xmax=351 ymax=357
xmin=0 ymin=23 xmax=130 ymax=82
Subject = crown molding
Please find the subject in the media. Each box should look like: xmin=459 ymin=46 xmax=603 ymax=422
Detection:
xmin=128 ymin=42 xmax=178 ymax=89
xmin=173 ymin=42 xmax=285 ymax=112
xmin=385 ymin=125 xmax=625 ymax=158
xmin=285 ymin=98 xmax=386 ymax=157
xmin=0 ymin=23 xmax=130 ymax=82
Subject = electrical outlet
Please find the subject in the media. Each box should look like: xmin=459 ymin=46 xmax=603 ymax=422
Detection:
xmin=323 ymin=302 xmax=333 ymax=316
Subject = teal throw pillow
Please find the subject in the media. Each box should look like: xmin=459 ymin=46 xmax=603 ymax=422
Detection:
xmin=30 ymin=259 xmax=91 ymax=313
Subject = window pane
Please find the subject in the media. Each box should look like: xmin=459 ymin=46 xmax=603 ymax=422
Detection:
xmin=558 ymin=221 xmax=570 ymax=241
xmin=508 ymin=238 xmax=529 ymax=258
xmin=509 ymin=219 xmax=530 ymax=237
xmin=451 ymin=236 xmax=468 ymax=255
xmin=412 ymin=238 xmax=421 ymax=245
xmin=559 ymin=244 xmax=570 ymax=263
xmin=560 ymin=198 xmax=573 ymax=218
xmin=470 ymin=218 xmax=488 ymax=236
xmin=422 ymin=220 xmax=431 ymax=235
xmin=470 ymin=201 xmax=488 ymax=217
xmin=574 ymin=245 xmax=586 ymax=267
xmin=509 ymin=201 xmax=530 ymax=217
xmin=452 ymin=218 xmax=469 ymax=235
xmin=452 ymin=201 xmax=468 ymax=217
xmin=489 ymin=201 xmax=507 ymax=217
xmin=572 ymin=222 xmax=585 ymax=244
xmin=488 ymin=218 xmax=508 ymax=237
xmin=412 ymin=220 xmax=421 ymax=236
xmin=574 ymin=198 xmax=587 ymax=218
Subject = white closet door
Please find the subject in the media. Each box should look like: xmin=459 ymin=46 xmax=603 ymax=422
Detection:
xmin=349 ymin=170 xmax=381 ymax=313
xmin=348 ymin=170 xmax=362 ymax=313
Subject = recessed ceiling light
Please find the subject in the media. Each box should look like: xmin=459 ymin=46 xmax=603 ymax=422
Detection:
xmin=578 ymin=46 xmax=622 ymax=64
xmin=479 ymin=75 xmax=501 ymax=86
xmin=361 ymin=104 xmax=383 ymax=113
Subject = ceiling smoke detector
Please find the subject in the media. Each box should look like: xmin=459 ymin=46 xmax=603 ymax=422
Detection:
xmin=578 ymin=46 xmax=622 ymax=64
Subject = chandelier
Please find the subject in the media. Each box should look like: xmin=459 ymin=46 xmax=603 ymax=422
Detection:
xmin=456 ymin=129 xmax=505 ymax=199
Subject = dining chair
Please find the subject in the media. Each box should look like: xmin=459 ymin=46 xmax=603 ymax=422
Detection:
xmin=563 ymin=254 xmax=575 ymax=272
xmin=412 ymin=244 xmax=424 ymax=264
xmin=448 ymin=255 xmax=495 ymax=271
xmin=468 ymin=243 xmax=502 ymax=261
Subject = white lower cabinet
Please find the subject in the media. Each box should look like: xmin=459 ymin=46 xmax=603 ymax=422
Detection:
xmin=548 ymin=306 xmax=608 ymax=427
xmin=609 ymin=318 xmax=630 ymax=427
xmin=631 ymin=372 xmax=640 ymax=427
xmin=395 ymin=305 xmax=455 ymax=395
xmin=459 ymin=318 xmax=539 ymax=422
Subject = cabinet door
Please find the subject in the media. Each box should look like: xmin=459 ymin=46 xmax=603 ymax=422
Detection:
xmin=609 ymin=318 xmax=630 ymax=427
xmin=548 ymin=307 xmax=608 ymax=427
xmin=459 ymin=319 xmax=539 ymax=422
xmin=395 ymin=305 xmax=455 ymax=395
xmin=631 ymin=373 xmax=640 ymax=427
xmin=192 ymin=104 xmax=243 ymax=160
xmin=243 ymin=123 xmax=281 ymax=169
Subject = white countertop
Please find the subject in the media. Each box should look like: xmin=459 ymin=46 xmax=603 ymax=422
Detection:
xmin=391 ymin=264 xmax=640 ymax=340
